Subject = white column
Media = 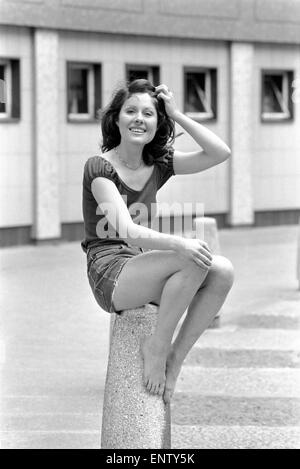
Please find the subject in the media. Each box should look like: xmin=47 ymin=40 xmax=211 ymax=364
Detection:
xmin=32 ymin=29 xmax=60 ymax=241
xmin=228 ymin=42 xmax=254 ymax=226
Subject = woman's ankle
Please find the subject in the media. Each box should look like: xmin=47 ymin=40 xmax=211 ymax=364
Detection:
xmin=144 ymin=334 xmax=170 ymax=356
xmin=168 ymin=344 xmax=186 ymax=367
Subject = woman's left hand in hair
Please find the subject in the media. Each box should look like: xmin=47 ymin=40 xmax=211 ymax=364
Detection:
xmin=155 ymin=84 xmax=179 ymax=119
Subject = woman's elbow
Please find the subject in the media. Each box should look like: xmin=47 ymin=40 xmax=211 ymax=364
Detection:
xmin=220 ymin=146 xmax=231 ymax=161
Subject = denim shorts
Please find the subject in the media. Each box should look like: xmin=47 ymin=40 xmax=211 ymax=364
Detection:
xmin=86 ymin=242 xmax=144 ymax=314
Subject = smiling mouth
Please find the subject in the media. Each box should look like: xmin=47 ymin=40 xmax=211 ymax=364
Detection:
xmin=129 ymin=128 xmax=146 ymax=134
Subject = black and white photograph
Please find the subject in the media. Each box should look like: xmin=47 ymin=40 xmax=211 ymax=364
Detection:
xmin=0 ymin=0 xmax=299 ymax=452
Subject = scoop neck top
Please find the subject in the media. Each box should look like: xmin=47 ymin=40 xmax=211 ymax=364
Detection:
xmin=98 ymin=155 xmax=155 ymax=194
xmin=81 ymin=147 xmax=175 ymax=252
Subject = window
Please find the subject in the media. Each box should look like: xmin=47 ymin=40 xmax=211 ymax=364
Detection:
xmin=0 ymin=59 xmax=20 ymax=120
xmin=126 ymin=65 xmax=160 ymax=86
xmin=261 ymin=71 xmax=294 ymax=121
xmin=184 ymin=68 xmax=217 ymax=121
xmin=67 ymin=62 xmax=101 ymax=121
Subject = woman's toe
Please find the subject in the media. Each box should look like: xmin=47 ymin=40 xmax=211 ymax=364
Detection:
xmin=150 ymin=382 xmax=156 ymax=393
xmin=148 ymin=383 xmax=153 ymax=393
xmin=163 ymin=388 xmax=172 ymax=404
xmin=153 ymin=384 xmax=159 ymax=394
xmin=146 ymin=380 xmax=152 ymax=392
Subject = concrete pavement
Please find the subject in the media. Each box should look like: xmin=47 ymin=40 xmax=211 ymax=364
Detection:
xmin=0 ymin=225 xmax=299 ymax=448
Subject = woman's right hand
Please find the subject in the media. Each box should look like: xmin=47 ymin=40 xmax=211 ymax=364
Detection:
xmin=177 ymin=238 xmax=213 ymax=270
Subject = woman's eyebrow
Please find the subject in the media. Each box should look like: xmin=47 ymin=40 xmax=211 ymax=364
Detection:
xmin=124 ymin=105 xmax=155 ymax=111
xmin=124 ymin=104 xmax=137 ymax=109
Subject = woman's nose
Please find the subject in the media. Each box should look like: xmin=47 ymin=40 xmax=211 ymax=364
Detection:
xmin=134 ymin=112 xmax=143 ymax=123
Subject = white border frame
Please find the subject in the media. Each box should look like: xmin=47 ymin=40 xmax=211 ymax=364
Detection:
xmin=0 ymin=60 xmax=12 ymax=118
xmin=67 ymin=63 xmax=94 ymax=121
xmin=262 ymin=71 xmax=291 ymax=121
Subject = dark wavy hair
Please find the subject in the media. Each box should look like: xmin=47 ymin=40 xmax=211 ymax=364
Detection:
xmin=100 ymin=79 xmax=175 ymax=165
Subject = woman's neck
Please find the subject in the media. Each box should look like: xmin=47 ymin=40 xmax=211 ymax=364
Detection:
xmin=117 ymin=142 xmax=144 ymax=167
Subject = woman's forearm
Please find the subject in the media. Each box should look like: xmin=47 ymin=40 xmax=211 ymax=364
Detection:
xmin=173 ymin=110 xmax=231 ymax=159
xmin=126 ymin=223 xmax=185 ymax=252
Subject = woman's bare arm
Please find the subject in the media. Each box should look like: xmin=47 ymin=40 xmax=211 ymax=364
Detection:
xmin=155 ymin=84 xmax=231 ymax=174
xmin=91 ymin=177 xmax=212 ymax=267
xmin=92 ymin=177 xmax=184 ymax=251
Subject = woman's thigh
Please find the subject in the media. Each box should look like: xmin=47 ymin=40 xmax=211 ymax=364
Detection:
xmin=112 ymin=249 xmax=193 ymax=311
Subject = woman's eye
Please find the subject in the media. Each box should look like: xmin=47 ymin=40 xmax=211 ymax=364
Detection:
xmin=124 ymin=108 xmax=154 ymax=117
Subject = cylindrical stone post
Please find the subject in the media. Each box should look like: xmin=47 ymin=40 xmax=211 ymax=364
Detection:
xmin=192 ymin=216 xmax=221 ymax=254
xmin=101 ymin=304 xmax=171 ymax=449
xmin=193 ymin=217 xmax=222 ymax=326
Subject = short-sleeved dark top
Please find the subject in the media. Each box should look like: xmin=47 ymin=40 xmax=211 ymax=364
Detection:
xmin=81 ymin=147 xmax=175 ymax=252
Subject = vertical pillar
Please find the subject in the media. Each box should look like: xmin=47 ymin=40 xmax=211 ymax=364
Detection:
xmin=228 ymin=42 xmax=254 ymax=226
xmin=297 ymin=216 xmax=300 ymax=290
xmin=32 ymin=29 xmax=60 ymax=241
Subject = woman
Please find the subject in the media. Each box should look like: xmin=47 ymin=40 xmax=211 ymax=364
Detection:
xmin=81 ymin=79 xmax=234 ymax=405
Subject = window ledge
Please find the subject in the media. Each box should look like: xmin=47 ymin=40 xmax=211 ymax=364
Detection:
xmin=67 ymin=117 xmax=98 ymax=124
xmin=261 ymin=113 xmax=293 ymax=123
xmin=185 ymin=112 xmax=216 ymax=122
xmin=0 ymin=117 xmax=20 ymax=123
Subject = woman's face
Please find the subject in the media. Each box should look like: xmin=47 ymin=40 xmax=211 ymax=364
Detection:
xmin=116 ymin=93 xmax=158 ymax=146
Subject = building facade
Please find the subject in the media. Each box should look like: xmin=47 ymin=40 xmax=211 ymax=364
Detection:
xmin=0 ymin=0 xmax=300 ymax=246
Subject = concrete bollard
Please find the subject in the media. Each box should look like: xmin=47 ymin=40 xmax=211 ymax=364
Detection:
xmin=101 ymin=304 xmax=171 ymax=449
xmin=192 ymin=216 xmax=221 ymax=254
xmin=192 ymin=217 xmax=222 ymax=327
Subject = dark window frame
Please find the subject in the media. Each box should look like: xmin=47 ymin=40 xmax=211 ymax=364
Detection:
xmin=0 ymin=58 xmax=20 ymax=122
xmin=183 ymin=67 xmax=217 ymax=122
xmin=261 ymin=69 xmax=294 ymax=123
xmin=66 ymin=61 xmax=101 ymax=123
xmin=125 ymin=64 xmax=160 ymax=86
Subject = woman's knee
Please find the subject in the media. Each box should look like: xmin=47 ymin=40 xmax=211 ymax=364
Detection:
xmin=180 ymin=257 xmax=210 ymax=285
xmin=208 ymin=255 xmax=234 ymax=291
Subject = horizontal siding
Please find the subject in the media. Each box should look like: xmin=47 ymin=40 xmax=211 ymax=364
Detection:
xmin=0 ymin=26 xmax=33 ymax=227
xmin=253 ymin=43 xmax=300 ymax=211
xmin=58 ymin=33 xmax=230 ymax=222
xmin=1 ymin=0 xmax=300 ymax=44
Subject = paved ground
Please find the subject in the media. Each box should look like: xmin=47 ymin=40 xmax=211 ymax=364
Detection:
xmin=0 ymin=225 xmax=299 ymax=449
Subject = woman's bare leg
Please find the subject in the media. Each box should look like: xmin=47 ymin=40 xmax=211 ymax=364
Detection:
xmin=112 ymin=250 xmax=209 ymax=395
xmin=163 ymin=255 xmax=234 ymax=403
xmin=140 ymin=263 xmax=208 ymax=395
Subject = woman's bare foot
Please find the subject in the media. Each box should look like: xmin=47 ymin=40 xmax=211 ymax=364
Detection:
xmin=140 ymin=336 xmax=169 ymax=396
xmin=163 ymin=349 xmax=183 ymax=404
